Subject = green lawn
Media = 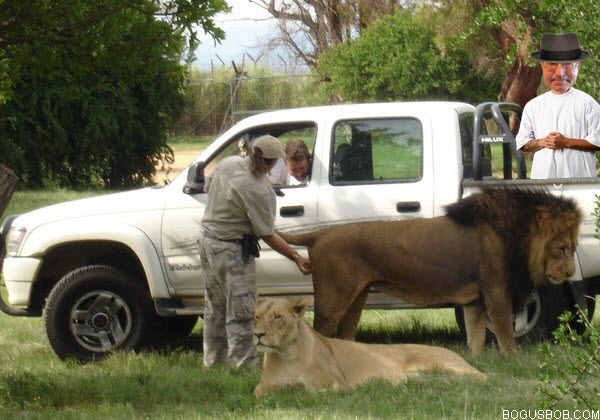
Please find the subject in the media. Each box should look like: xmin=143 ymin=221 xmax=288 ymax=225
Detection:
xmin=0 ymin=309 xmax=597 ymax=419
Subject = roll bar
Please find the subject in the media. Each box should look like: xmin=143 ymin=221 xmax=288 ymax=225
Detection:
xmin=472 ymin=102 xmax=526 ymax=181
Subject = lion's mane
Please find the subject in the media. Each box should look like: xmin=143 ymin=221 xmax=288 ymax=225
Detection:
xmin=444 ymin=187 xmax=581 ymax=310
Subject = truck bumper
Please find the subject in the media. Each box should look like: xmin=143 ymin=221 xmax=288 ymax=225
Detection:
xmin=0 ymin=215 xmax=37 ymax=316
xmin=2 ymin=257 xmax=40 ymax=305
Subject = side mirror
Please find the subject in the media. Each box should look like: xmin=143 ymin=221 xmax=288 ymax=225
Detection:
xmin=183 ymin=162 xmax=206 ymax=194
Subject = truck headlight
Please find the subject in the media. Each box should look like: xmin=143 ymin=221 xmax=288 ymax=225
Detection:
xmin=6 ymin=227 xmax=26 ymax=256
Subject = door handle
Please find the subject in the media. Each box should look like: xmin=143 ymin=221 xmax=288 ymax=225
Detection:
xmin=280 ymin=206 xmax=305 ymax=218
xmin=396 ymin=201 xmax=421 ymax=213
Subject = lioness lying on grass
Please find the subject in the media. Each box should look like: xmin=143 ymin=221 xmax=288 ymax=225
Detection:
xmin=252 ymin=298 xmax=485 ymax=398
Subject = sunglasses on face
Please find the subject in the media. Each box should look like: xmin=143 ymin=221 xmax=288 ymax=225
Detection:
xmin=542 ymin=62 xmax=578 ymax=71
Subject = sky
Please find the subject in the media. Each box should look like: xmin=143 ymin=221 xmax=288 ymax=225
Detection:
xmin=194 ymin=0 xmax=276 ymax=71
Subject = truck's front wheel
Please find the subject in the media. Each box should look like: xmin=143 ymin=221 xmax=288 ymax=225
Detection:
xmin=44 ymin=265 xmax=154 ymax=362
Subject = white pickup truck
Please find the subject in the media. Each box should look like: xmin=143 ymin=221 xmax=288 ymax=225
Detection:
xmin=1 ymin=101 xmax=599 ymax=361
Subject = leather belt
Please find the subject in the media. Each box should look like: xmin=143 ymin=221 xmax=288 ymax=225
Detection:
xmin=203 ymin=229 xmax=243 ymax=244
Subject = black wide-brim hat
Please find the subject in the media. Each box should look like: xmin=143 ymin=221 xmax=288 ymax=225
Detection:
xmin=531 ymin=32 xmax=589 ymax=62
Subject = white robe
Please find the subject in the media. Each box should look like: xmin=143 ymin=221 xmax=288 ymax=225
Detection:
xmin=516 ymin=88 xmax=600 ymax=179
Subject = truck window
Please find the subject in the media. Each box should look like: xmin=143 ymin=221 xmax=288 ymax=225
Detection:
xmin=204 ymin=123 xmax=317 ymax=178
xmin=331 ymin=118 xmax=422 ymax=183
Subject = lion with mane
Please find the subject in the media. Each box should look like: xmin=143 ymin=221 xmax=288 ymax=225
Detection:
xmin=253 ymin=298 xmax=485 ymax=398
xmin=277 ymin=187 xmax=581 ymax=355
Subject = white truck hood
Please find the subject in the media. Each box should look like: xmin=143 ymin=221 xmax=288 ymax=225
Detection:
xmin=12 ymin=187 xmax=167 ymax=229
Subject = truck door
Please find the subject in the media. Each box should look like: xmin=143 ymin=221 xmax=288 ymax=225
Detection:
xmin=254 ymin=125 xmax=319 ymax=295
xmin=316 ymin=117 xmax=435 ymax=225
xmin=162 ymin=123 xmax=319 ymax=297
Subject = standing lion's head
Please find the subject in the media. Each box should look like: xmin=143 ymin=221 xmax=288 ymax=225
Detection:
xmin=527 ymin=198 xmax=581 ymax=287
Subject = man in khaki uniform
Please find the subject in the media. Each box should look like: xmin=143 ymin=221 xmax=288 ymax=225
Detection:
xmin=199 ymin=135 xmax=311 ymax=369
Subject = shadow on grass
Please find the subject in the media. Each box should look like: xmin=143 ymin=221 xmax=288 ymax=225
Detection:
xmin=147 ymin=307 xmax=466 ymax=356
xmin=356 ymin=323 xmax=463 ymax=346
xmin=354 ymin=307 xmax=464 ymax=348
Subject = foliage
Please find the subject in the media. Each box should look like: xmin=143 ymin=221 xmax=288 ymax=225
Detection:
xmin=253 ymin=0 xmax=399 ymax=69
xmin=317 ymin=9 xmax=499 ymax=103
xmin=0 ymin=0 xmax=228 ymax=102
xmin=476 ymin=0 xmax=599 ymax=97
xmin=537 ymin=306 xmax=600 ymax=409
xmin=177 ymin=67 xmax=328 ymax=136
xmin=0 ymin=0 xmax=228 ymax=189
xmin=427 ymin=0 xmax=600 ymax=100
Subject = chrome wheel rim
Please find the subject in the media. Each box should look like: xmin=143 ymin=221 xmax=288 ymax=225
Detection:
xmin=69 ymin=290 xmax=132 ymax=352
xmin=486 ymin=291 xmax=541 ymax=337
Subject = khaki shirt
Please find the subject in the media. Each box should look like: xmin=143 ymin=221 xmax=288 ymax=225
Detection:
xmin=202 ymin=156 xmax=276 ymax=240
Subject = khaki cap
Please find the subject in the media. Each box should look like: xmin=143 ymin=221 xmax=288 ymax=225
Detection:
xmin=252 ymin=135 xmax=285 ymax=159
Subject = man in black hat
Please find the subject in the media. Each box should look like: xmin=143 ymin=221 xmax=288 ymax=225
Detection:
xmin=516 ymin=32 xmax=600 ymax=178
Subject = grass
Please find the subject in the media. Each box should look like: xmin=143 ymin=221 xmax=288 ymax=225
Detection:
xmin=0 ymin=309 xmax=598 ymax=419
xmin=489 ymin=143 xmax=534 ymax=179
xmin=167 ymin=135 xmax=214 ymax=151
xmin=2 ymin=189 xmax=109 ymax=220
xmin=2 ymin=156 xmax=599 ymax=419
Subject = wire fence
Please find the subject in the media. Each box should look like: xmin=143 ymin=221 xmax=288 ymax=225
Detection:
xmin=176 ymin=73 xmax=325 ymax=136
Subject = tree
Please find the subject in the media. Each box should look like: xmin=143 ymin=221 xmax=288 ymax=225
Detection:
xmin=0 ymin=0 xmax=229 ymax=188
xmin=317 ymin=9 xmax=498 ymax=103
xmin=252 ymin=0 xmax=410 ymax=68
xmin=417 ymin=0 xmax=600 ymax=107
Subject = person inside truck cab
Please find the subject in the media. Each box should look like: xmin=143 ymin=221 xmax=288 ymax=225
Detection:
xmin=283 ymin=139 xmax=311 ymax=185
xmin=265 ymin=139 xmax=312 ymax=186
xmin=199 ymin=134 xmax=311 ymax=369
xmin=516 ymin=32 xmax=600 ymax=179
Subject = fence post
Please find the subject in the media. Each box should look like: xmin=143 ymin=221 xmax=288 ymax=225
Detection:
xmin=0 ymin=165 xmax=18 ymax=219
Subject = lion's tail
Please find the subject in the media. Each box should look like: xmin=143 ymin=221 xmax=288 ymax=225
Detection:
xmin=277 ymin=229 xmax=325 ymax=248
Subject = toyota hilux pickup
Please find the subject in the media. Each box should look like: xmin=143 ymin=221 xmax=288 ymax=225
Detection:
xmin=1 ymin=101 xmax=599 ymax=361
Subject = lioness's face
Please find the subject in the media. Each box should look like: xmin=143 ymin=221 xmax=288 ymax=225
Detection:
xmin=253 ymin=298 xmax=305 ymax=353
xmin=545 ymin=233 xmax=577 ymax=285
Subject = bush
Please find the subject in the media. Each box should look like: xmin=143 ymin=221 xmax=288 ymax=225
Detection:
xmin=317 ymin=8 xmax=498 ymax=103
xmin=537 ymin=306 xmax=599 ymax=409
xmin=0 ymin=2 xmax=213 ymax=189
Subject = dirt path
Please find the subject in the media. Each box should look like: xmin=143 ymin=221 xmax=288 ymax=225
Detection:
xmin=154 ymin=150 xmax=200 ymax=184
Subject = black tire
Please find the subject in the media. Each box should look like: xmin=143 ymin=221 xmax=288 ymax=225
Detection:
xmin=44 ymin=265 xmax=155 ymax=362
xmin=150 ymin=315 xmax=198 ymax=345
xmin=455 ymin=284 xmax=594 ymax=345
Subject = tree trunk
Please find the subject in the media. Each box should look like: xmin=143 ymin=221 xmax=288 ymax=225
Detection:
xmin=0 ymin=165 xmax=19 ymax=219
xmin=326 ymin=0 xmax=343 ymax=45
xmin=499 ymin=59 xmax=542 ymax=108
xmin=497 ymin=24 xmax=542 ymax=108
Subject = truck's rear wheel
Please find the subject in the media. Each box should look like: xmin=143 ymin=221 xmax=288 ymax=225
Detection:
xmin=455 ymin=284 xmax=595 ymax=345
xmin=44 ymin=265 xmax=154 ymax=362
